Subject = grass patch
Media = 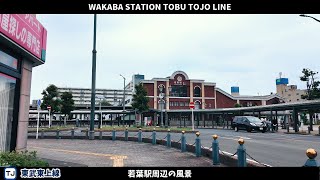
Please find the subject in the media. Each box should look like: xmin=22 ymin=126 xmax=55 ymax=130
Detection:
xmin=28 ymin=125 xmax=75 ymax=132
xmin=98 ymin=126 xmax=194 ymax=132
xmin=0 ymin=150 xmax=49 ymax=167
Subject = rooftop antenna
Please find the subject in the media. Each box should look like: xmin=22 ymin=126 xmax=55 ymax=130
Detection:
xmin=279 ymin=72 xmax=282 ymax=79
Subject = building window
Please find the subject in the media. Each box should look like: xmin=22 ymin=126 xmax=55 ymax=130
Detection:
xmin=296 ymin=93 xmax=299 ymax=95
xmin=0 ymin=50 xmax=18 ymax=70
xmin=194 ymin=86 xmax=201 ymax=97
xmin=170 ymin=85 xmax=187 ymax=97
xmin=180 ymin=102 xmax=184 ymax=106
xmin=0 ymin=72 xmax=16 ymax=151
xmin=288 ymin=94 xmax=291 ymax=96
xmin=185 ymin=102 xmax=189 ymax=107
xmin=297 ymin=99 xmax=299 ymax=101
xmin=195 ymin=101 xmax=201 ymax=109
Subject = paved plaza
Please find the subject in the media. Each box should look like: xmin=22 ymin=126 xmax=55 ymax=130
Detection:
xmin=27 ymin=139 xmax=217 ymax=167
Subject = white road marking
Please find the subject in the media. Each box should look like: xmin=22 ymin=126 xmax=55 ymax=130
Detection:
xmin=235 ymin=136 xmax=252 ymax=140
xmin=219 ymin=150 xmax=272 ymax=167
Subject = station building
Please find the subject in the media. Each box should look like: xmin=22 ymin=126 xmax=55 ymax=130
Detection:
xmin=140 ymin=71 xmax=282 ymax=111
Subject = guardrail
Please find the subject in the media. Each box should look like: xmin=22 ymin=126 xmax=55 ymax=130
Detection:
xmin=30 ymin=127 xmax=319 ymax=167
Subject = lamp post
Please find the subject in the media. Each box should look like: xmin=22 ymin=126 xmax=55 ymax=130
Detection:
xmin=300 ymin=14 xmax=320 ymax=23
xmin=120 ymin=74 xmax=126 ymax=127
xmin=158 ymin=85 xmax=171 ymax=128
xmin=299 ymin=14 xmax=319 ymax=132
xmin=89 ymin=14 xmax=97 ymax=140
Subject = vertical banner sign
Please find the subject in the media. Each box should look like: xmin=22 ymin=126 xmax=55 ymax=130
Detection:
xmin=0 ymin=14 xmax=47 ymax=61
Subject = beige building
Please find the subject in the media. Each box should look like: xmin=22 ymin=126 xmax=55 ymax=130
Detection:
xmin=276 ymin=77 xmax=307 ymax=103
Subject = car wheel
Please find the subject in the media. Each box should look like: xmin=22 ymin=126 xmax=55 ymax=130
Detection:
xmin=234 ymin=126 xmax=238 ymax=132
xmin=246 ymin=127 xmax=252 ymax=132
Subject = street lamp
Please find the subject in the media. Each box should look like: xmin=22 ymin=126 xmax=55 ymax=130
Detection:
xmin=158 ymin=85 xmax=172 ymax=128
xmin=300 ymin=14 xmax=320 ymax=23
xmin=89 ymin=14 xmax=97 ymax=140
xmin=299 ymin=14 xmax=319 ymax=132
xmin=120 ymin=74 xmax=126 ymax=127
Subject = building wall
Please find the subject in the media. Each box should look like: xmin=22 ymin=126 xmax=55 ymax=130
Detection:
xmin=204 ymin=86 xmax=215 ymax=98
xmin=239 ymin=100 xmax=262 ymax=107
xmin=143 ymin=83 xmax=154 ymax=96
xmin=204 ymin=99 xmax=215 ymax=109
xmin=216 ymin=91 xmax=236 ymax=108
xmin=266 ymin=97 xmax=280 ymax=105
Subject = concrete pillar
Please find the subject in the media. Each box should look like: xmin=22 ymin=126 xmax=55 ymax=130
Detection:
xmin=153 ymin=81 xmax=157 ymax=109
xmin=166 ymin=81 xmax=169 ymax=110
xmin=16 ymin=60 xmax=33 ymax=151
xmin=201 ymin=83 xmax=205 ymax=109
xmin=190 ymin=82 xmax=194 ymax=103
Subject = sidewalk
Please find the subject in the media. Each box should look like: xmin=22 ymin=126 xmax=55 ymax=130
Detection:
xmin=28 ymin=139 xmax=222 ymax=167
xmin=278 ymin=125 xmax=320 ymax=135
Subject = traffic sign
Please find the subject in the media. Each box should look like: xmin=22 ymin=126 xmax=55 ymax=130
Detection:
xmin=37 ymin=99 xmax=41 ymax=107
xmin=189 ymin=102 xmax=195 ymax=109
xmin=47 ymin=106 xmax=51 ymax=110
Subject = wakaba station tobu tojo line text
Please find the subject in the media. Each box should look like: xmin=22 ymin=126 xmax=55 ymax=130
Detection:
xmin=88 ymin=4 xmax=232 ymax=11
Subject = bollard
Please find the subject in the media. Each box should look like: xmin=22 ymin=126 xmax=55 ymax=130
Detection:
xmin=56 ymin=128 xmax=60 ymax=139
xmin=287 ymin=123 xmax=289 ymax=133
xmin=212 ymin=134 xmax=220 ymax=165
xmin=195 ymin=132 xmax=201 ymax=157
xmin=318 ymin=126 xmax=320 ymax=135
xmin=237 ymin=138 xmax=247 ymax=167
xmin=152 ymin=128 xmax=156 ymax=145
xmin=125 ymin=127 xmax=129 ymax=141
xmin=41 ymin=129 xmax=44 ymax=139
xmin=112 ymin=127 xmax=116 ymax=141
xmin=85 ymin=128 xmax=89 ymax=139
xmin=181 ymin=131 xmax=186 ymax=152
xmin=308 ymin=127 xmax=311 ymax=134
xmin=71 ymin=127 xmax=75 ymax=139
xmin=138 ymin=128 xmax=142 ymax=142
xmin=99 ymin=131 xmax=102 ymax=140
xmin=167 ymin=129 xmax=171 ymax=148
xmin=304 ymin=148 xmax=319 ymax=167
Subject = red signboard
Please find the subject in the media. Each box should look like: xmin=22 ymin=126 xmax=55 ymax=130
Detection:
xmin=0 ymin=14 xmax=47 ymax=61
xmin=189 ymin=102 xmax=195 ymax=109
xmin=47 ymin=106 xmax=51 ymax=110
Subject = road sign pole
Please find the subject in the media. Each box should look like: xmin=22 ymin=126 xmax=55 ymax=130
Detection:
xmin=191 ymin=108 xmax=194 ymax=131
xmin=48 ymin=109 xmax=51 ymax=128
xmin=36 ymin=110 xmax=40 ymax=139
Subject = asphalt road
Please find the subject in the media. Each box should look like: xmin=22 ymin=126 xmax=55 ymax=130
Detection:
xmin=136 ymin=129 xmax=320 ymax=167
xmin=30 ymin=128 xmax=320 ymax=167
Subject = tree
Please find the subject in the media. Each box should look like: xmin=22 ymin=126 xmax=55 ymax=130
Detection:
xmin=101 ymin=99 xmax=112 ymax=106
xmin=131 ymin=83 xmax=149 ymax=126
xmin=300 ymin=68 xmax=320 ymax=100
xmin=300 ymin=68 xmax=320 ymax=131
xmin=234 ymin=103 xmax=242 ymax=108
xmin=41 ymin=84 xmax=61 ymax=113
xmin=60 ymin=92 xmax=75 ymax=121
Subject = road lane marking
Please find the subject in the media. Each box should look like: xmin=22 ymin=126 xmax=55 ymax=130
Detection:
xmin=235 ymin=136 xmax=252 ymax=140
xmin=30 ymin=146 xmax=127 ymax=167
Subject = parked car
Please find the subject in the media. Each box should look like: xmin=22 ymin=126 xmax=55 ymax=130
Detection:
xmin=232 ymin=116 xmax=267 ymax=133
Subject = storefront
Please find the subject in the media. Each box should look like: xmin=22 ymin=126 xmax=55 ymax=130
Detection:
xmin=0 ymin=14 xmax=47 ymax=151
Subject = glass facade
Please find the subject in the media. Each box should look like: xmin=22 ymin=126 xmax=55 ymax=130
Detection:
xmin=0 ymin=72 xmax=16 ymax=152
xmin=0 ymin=50 xmax=18 ymax=70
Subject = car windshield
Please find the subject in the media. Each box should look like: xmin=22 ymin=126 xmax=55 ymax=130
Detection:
xmin=246 ymin=117 xmax=262 ymax=123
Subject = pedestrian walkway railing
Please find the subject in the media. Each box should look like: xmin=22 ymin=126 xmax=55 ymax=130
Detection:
xmin=29 ymin=127 xmax=319 ymax=167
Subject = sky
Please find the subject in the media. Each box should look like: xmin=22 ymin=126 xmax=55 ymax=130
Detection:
xmin=31 ymin=14 xmax=320 ymax=101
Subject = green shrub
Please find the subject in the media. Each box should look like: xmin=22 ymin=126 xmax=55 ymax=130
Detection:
xmin=0 ymin=150 xmax=49 ymax=167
